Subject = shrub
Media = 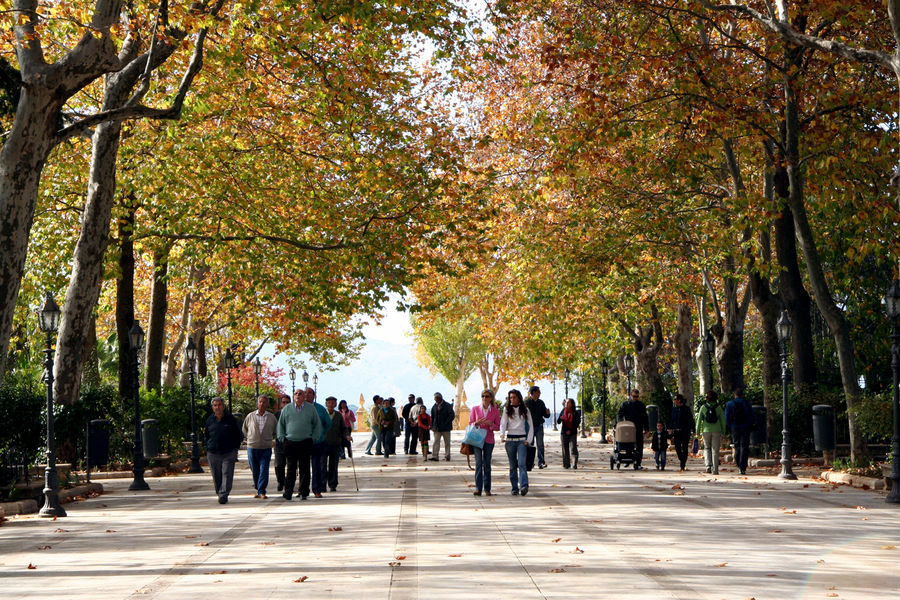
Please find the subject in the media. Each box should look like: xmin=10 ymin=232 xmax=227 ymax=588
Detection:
xmin=0 ymin=371 xmax=45 ymax=484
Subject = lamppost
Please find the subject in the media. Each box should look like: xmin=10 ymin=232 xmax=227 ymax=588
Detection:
xmin=776 ymin=309 xmax=797 ymax=480
xmin=703 ymin=330 xmax=716 ymax=393
xmin=552 ymin=375 xmax=558 ymax=431
xmin=624 ymin=354 xmax=634 ymax=396
xmin=313 ymin=372 xmax=318 ymax=397
xmin=580 ymin=372 xmax=588 ymax=439
xmin=186 ymin=337 xmax=203 ymax=473
xmin=37 ymin=292 xmax=65 ymax=518
xmin=253 ymin=357 xmax=262 ymax=397
xmin=224 ymin=347 xmax=235 ymax=414
xmin=885 ymin=278 xmax=900 ymax=503
xmin=128 ymin=320 xmax=150 ymax=491
xmin=302 ymin=370 xmax=309 ymax=391
xmin=564 ymin=368 xmax=570 ymax=418
xmin=289 ymin=367 xmax=296 ymax=397
xmin=600 ymin=359 xmax=610 ymax=443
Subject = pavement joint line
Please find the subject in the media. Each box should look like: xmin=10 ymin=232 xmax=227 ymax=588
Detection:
xmin=125 ymin=496 xmax=277 ymax=599
xmin=388 ymin=476 xmax=417 ymax=599
xmin=455 ymin=464 xmax=549 ymax=600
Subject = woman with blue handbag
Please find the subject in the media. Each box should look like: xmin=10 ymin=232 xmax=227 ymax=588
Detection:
xmin=500 ymin=389 xmax=534 ymax=496
xmin=468 ymin=389 xmax=501 ymax=496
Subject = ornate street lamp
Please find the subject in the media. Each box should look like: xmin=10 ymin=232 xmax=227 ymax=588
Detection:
xmin=186 ymin=337 xmax=203 ymax=473
xmin=885 ymin=279 xmax=900 ymax=503
xmin=580 ymin=372 xmax=588 ymax=439
xmin=37 ymin=292 xmax=65 ymax=517
xmin=253 ymin=357 xmax=262 ymax=397
xmin=224 ymin=347 xmax=235 ymax=414
xmin=776 ymin=309 xmax=797 ymax=480
xmin=624 ymin=354 xmax=634 ymax=396
xmin=289 ymin=367 xmax=296 ymax=397
xmin=128 ymin=320 xmax=150 ymax=491
xmin=552 ymin=375 xmax=558 ymax=431
xmin=600 ymin=359 xmax=610 ymax=443
xmin=564 ymin=368 xmax=570 ymax=420
xmin=703 ymin=330 xmax=716 ymax=393
xmin=302 ymin=370 xmax=309 ymax=388
xmin=313 ymin=372 xmax=318 ymax=397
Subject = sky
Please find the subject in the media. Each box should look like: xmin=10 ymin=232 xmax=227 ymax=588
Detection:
xmin=259 ymin=295 xmax=576 ymax=420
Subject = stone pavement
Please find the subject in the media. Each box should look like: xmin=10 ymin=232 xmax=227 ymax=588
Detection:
xmin=2 ymin=432 xmax=898 ymax=600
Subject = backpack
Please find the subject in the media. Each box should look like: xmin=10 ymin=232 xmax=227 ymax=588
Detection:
xmin=705 ymin=403 xmax=718 ymax=424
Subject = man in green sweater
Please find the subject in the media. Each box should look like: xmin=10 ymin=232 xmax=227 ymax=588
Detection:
xmin=277 ymin=389 xmax=323 ymax=500
xmin=695 ymin=389 xmax=726 ymax=474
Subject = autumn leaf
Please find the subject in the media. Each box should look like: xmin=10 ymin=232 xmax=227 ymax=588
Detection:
xmin=195 ymin=542 xmax=209 ymax=547
xmin=293 ymin=576 xmax=308 ymax=583
xmin=27 ymin=563 xmax=37 ymax=569
xmin=448 ymin=554 xmax=463 ymax=557
xmin=572 ymin=547 xmax=584 ymax=554
xmin=714 ymin=563 xmax=728 ymax=568
xmin=551 ymin=538 xmax=562 ymax=543
xmin=204 ymin=571 xmax=227 ymax=575
xmin=549 ymin=567 xmax=566 ymax=573
xmin=37 ymin=545 xmax=52 ymax=550
xmin=328 ymin=526 xmax=343 ymax=532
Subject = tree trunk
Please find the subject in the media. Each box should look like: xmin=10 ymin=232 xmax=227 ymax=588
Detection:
xmin=621 ymin=305 xmax=666 ymax=397
xmin=144 ymin=245 xmax=169 ymax=390
xmin=82 ymin=315 xmax=101 ymax=387
xmin=674 ymin=302 xmax=694 ymax=403
xmin=197 ymin=327 xmax=208 ymax=377
xmin=694 ymin=296 xmax=714 ymax=395
xmin=116 ymin=208 xmax=136 ymax=398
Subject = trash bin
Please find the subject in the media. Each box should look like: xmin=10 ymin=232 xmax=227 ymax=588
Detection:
xmin=750 ymin=405 xmax=767 ymax=446
xmin=142 ymin=419 xmax=159 ymax=458
xmin=812 ymin=405 xmax=835 ymax=451
xmin=88 ymin=419 xmax=110 ymax=468
xmin=646 ymin=405 xmax=659 ymax=429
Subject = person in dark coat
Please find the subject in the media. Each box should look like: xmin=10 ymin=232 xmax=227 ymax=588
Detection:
xmin=669 ymin=393 xmax=695 ymax=471
xmin=725 ymin=387 xmax=754 ymax=475
xmin=650 ymin=421 xmax=669 ymax=470
xmin=617 ymin=389 xmax=650 ymax=469
xmin=429 ymin=393 xmax=455 ymax=461
xmin=557 ymin=398 xmax=581 ymax=469
xmin=205 ymin=396 xmax=243 ymax=504
xmin=323 ymin=396 xmax=350 ymax=491
xmin=273 ymin=394 xmax=291 ymax=491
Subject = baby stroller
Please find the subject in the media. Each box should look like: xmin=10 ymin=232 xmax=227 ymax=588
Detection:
xmin=610 ymin=421 xmax=637 ymax=470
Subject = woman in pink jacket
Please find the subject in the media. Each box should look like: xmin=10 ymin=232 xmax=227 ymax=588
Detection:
xmin=469 ymin=389 xmax=501 ymax=496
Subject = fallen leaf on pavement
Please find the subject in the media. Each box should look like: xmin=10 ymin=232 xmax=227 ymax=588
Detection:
xmin=769 ymin=530 xmax=783 ymax=533
xmin=388 ymin=561 xmax=401 ymax=567
xmin=37 ymin=545 xmax=52 ymax=550
xmin=855 ymin=506 xmax=867 ymax=510
xmin=27 ymin=563 xmax=37 ymax=569
xmin=260 ymin=542 xmax=275 ymax=546
xmin=328 ymin=526 xmax=343 ymax=532
xmin=572 ymin=547 xmax=584 ymax=554
xmin=204 ymin=571 xmax=227 ymax=575
xmin=881 ymin=545 xmax=896 ymax=550
xmin=549 ymin=568 xmax=566 ymax=573
xmin=54 ymin=528 xmax=67 ymax=533
xmin=395 ymin=555 xmax=406 ymax=560
xmin=714 ymin=563 xmax=727 ymax=568
xmin=293 ymin=576 xmax=308 ymax=582
xmin=448 ymin=554 xmax=463 ymax=557
xmin=551 ymin=538 xmax=562 ymax=543
xmin=195 ymin=542 xmax=209 ymax=547
xmin=184 ymin=535 xmax=197 ymax=539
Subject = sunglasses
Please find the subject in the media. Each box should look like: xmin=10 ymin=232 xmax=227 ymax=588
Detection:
xmin=481 ymin=394 xmax=492 ymax=398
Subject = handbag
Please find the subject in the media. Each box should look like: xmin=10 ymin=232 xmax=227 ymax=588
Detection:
xmin=462 ymin=424 xmax=487 ymax=448
xmin=459 ymin=442 xmax=473 ymax=455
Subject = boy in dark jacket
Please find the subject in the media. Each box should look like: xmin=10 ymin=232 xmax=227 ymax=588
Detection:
xmin=650 ymin=421 xmax=669 ymax=470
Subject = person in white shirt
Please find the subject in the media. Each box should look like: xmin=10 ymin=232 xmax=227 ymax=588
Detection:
xmin=499 ymin=388 xmax=534 ymax=496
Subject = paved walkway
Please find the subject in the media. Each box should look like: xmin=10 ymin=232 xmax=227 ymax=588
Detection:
xmin=2 ymin=432 xmax=898 ymax=599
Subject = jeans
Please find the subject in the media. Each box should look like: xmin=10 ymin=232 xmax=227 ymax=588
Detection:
xmin=533 ymin=425 xmax=546 ymax=466
xmin=311 ymin=441 xmax=326 ymax=494
xmin=703 ymin=432 xmax=722 ymax=471
xmin=283 ymin=438 xmax=313 ymax=499
xmin=654 ymin=450 xmax=667 ymax=469
xmin=673 ymin=430 xmax=691 ymax=469
xmin=733 ymin=430 xmax=751 ymax=473
xmin=473 ymin=442 xmax=494 ymax=492
xmin=207 ymin=449 xmax=238 ymax=500
xmin=381 ymin=428 xmax=396 ymax=458
xmin=505 ymin=439 xmax=528 ymax=492
xmin=246 ymin=447 xmax=272 ymax=495
xmin=433 ymin=430 xmax=451 ymax=458
xmin=325 ymin=444 xmax=341 ymax=489
xmin=561 ymin=432 xmax=578 ymax=468
xmin=366 ymin=425 xmax=382 ymax=454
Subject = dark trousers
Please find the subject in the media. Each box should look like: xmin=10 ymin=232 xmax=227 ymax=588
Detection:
xmin=673 ymin=431 xmax=691 ymax=469
xmin=283 ymin=438 xmax=313 ymax=499
xmin=207 ymin=449 xmax=238 ymax=500
xmin=534 ymin=425 xmax=546 ymax=467
xmin=733 ymin=430 xmax=751 ymax=473
xmin=381 ymin=428 xmax=396 ymax=457
xmin=274 ymin=444 xmax=285 ymax=490
xmin=634 ymin=431 xmax=645 ymax=467
xmin=405 ymin=424 xmax=418 ymax=454
xmin=325 ymin=444 xmax=341 ymax=490
xmin=561 ymin=432 xmax=579 ymax=468
xmin=311 ymin=441 xmax=326 ymax=494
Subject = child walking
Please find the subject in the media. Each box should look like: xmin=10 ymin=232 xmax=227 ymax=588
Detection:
xmin=651 ymin=421 xmax=669 ymax=470
xmin=417 ymin=402 xmax=432 ymax=460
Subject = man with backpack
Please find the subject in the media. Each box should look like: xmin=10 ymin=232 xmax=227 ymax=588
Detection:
xmin=725 ymin=387 xmax=754 ymax=475
xmin=695 ymin=389 xmax=726 ymax=474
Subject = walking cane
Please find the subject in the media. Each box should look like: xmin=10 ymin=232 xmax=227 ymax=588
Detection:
xmin=349 ymin=445 xmax=359 ymax=491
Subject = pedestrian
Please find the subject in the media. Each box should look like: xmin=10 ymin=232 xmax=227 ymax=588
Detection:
xmin=525 ymin=385 xmax=550 ymax=469
xmin=725 ymin=387 xmax=754 ymax=475
xmin=617 ymin=389 xmax=650 ymax=469
xmin=429 ymin=392 xmax=455 ymax=461
xmin=407 ymin=395 xmax=422 ymax=455
xmin=696 ymin=390 xmax=726 ymax=474
xmin=670 ymin=393 xmax=695 ymax=471
xmin=324 ymin=396 xmax=350 ymax=491
xmin=402 ymin=394 xmax=418 ymax=454
xmin=276 ymin=388 xmax=323 ymax=501
xmin=389 ymin=397 xmax=401 ymax=455
xmin=650 ymin=421 xmax=669 ymax=470
xmin=307 ymin=388 xmax=331 ymax=498
xmin=375 ymin=397 xmax=398 ymax=458
xmin=364 ymin=395 xmax=383 ymax=456
xmin=242 ymin=395 xmax=277 ymax=498
xmin=338 ymin=399 xmax=356 ymax=459
xmin=204 ymin=397 xmax=242 ymax=504
xmin=557 ymin=398 xmax=580 ymax=469
xmin=500 ymin=388 xmax=534 ymax=496
xmin=469 ymin=389 xmax=501 ymax=496
xmin=274 ymin=394 xmax=291 ymax=491
xmin=416 ymin=398 xmax=432 ymax=460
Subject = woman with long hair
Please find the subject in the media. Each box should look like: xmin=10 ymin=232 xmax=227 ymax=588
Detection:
xmin=500 ymin=389 xmax=534 ymax=496
xmin=469 ymin=389 xmax=501 ymax=496
xmin=338 ymin=400 xmax=356 ymax=459
xmin=557 ymin=398 xmax=580 ymax=469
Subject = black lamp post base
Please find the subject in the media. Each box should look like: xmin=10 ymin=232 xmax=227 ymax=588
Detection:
xmin=886 ymin=479 xmax=900 ymax=503
xmin=129 ymin=470 xmax=150 ymax=491
xmin=188 ymin=460 xmax=204 ymax=474
xmin=39 ymin=493 xmax=67 ymax=518
xmin=778 ymin=470 xmax=798 ymax=480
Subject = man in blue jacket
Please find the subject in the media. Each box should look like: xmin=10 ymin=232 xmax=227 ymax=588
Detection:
xmin=725 ymin=387 xmax=753 ymax=475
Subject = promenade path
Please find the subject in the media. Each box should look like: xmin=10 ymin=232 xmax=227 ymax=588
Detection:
xmin=2 ymin=432 xmax=898 ymax=600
